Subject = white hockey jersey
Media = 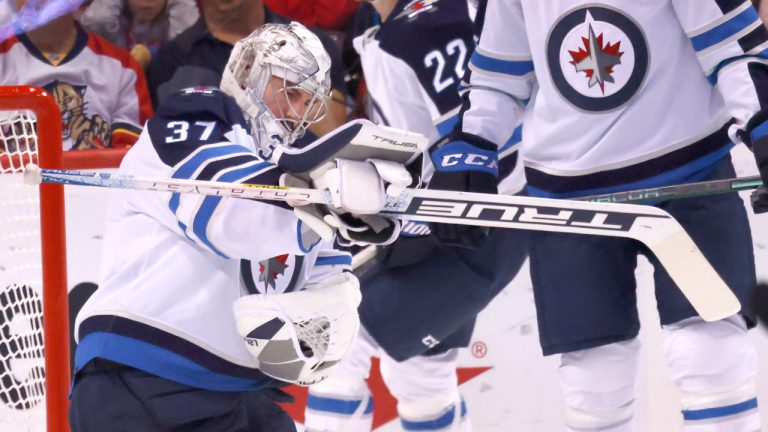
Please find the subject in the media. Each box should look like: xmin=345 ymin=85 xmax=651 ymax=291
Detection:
xmin=353 ymin=0 xmax=525 ymax=196
xmin=464 ymin=0 xmax=768 ymax=197
xmin=74 ymin=88 xmax=351 ymax=391
xmin=0 ymin=23 xmax=152 ymax=149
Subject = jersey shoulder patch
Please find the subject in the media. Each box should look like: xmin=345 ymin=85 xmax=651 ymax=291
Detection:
xmin=147 ymin=87 xmax=251 ymax=166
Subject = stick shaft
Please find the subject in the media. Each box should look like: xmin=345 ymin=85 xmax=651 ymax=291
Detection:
xmin=582 ymin=175 xmax=763 ymax=203
xmin=35 ymin=167 xmax=334 ymax=205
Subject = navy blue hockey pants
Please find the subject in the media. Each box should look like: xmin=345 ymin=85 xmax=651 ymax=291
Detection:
xmin=529 ymin=155 xmax=757 ymax=355
xmin=69 ymin=359 xmax=296 ymax=432
xmin=359 ymin=227 xmax=528 ymax=361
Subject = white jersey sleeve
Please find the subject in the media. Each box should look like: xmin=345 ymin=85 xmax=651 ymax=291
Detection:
xmin=672 ymin=0 xmax=768 ymax=128
xmin=306 ymin=247 xmax=354 ymax=284
xmin=462 ymin=0 xmax=533 ymax=148
xmin=131 ymin=87 xmax=321 ymax=261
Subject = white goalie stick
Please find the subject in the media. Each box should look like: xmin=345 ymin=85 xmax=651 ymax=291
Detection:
xmin=23 ymin=164 xmax=741 ymax=322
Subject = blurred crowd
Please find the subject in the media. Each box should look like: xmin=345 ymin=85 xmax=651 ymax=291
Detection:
xmin=0 ymin=0 xmax=367 ymax=152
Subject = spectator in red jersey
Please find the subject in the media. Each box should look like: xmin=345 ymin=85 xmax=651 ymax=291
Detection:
xmin=80 ymin=0 xmax=199 ymax=69
xmin=0 ymin=0 xmax=153 ymax=150
xmin=262 ymin=0 xmax=359 ymax=31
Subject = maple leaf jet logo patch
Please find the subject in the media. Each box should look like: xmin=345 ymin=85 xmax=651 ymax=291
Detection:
xmin=259 ymin=254 xmax=290 ymax=290
xmin=568 ymin=24 xmax=623 ymax=94
xmin=547 ymin=6 xmax=648 ymax=112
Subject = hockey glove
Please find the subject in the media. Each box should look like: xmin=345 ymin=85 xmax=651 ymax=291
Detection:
xmin=311 ymin=158 xmax=412 ymax=246
xmin=427 ymin=133 xmax=499 ymax=249
xmin=233 ymin=272 xmax=362 ymax=386
xmin=740 ymin=110 xmax=768 ymax=214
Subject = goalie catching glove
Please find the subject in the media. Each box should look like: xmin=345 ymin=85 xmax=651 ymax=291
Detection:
xmin=233 ymin=272 xmax=362 ymax=386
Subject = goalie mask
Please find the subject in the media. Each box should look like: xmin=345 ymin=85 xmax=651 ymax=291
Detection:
xmin=221 ymin=22 xmax=332 ymax=157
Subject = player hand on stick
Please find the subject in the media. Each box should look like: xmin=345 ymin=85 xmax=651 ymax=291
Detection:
xmin=741 ymin=109 xmax=768 ymax=213
xmin=427 ymin=132 xmax=499 ymax=249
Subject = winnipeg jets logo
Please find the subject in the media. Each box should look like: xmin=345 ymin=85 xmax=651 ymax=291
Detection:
xmin=258 ymin=254 xmax=290 ymax=290
xmin=568 ymin=24 xmax=623 ymax=94
xmin=547 ymin=6 xmax=648 ymax=112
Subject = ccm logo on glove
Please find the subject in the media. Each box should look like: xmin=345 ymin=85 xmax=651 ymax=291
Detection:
xmin=431 ymin=141 xmax=498 ymax=175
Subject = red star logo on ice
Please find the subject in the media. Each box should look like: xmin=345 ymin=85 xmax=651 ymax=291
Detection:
xmin=280 ymin=357 xmax=492 ymax=429
xmin=568 ymin=23 xmax=623 ymax=94
xmin=258 ymin=254 xmax=289 ymax=290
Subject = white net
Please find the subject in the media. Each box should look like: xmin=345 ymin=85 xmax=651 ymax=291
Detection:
xmin=296 ymin=316 xmax=330 ymax=359
xmin=0 ymin=109 xmax=46 ymax=431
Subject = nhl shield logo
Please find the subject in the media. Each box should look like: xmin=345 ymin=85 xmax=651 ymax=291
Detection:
xmin=547 ymin=6 xmax=649 ymax=112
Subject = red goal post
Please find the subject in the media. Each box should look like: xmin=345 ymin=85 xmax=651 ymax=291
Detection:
xmin=0 ymin=86 xmax=128 ymax=432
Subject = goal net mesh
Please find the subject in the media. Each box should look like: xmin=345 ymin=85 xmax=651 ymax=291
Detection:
xmin=0 ymin=109 xmax=47 ymax=431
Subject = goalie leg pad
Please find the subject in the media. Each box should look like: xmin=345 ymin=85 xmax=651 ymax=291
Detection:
xmin=380 ymin=349 xmax=470 ymax=431
xmin=662 ymin=316 xmax=760 ymax=431
xmin=559 ymin=338 xmax=640 ymax=432
xmin=304 ymin=327 xmax=380 ymax=432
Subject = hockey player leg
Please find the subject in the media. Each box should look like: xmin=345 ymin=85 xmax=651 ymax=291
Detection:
xmin=304 ymin=327 xmax=379 ymax=432
xmin=380 ymin=349 xmax=470 ymax=432
xmin=663 ymin=316 xmax=760 ymax=431
xmin=559 ymin=338 xmax=640 ymax=432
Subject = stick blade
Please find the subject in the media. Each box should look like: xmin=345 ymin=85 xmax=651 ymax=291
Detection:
xmin=650 ymin=231 xmax=741 ymax=321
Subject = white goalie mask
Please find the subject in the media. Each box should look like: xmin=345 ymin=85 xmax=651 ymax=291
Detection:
xmin=221 ymin=22 xmax=332 ymax=156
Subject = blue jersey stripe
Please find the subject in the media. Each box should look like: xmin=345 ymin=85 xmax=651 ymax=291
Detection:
xmin=470 ymin=51 xmax=534 ymax=76
xmin=172 ymin=144 xmax=252 ymax=180
xmin=78 ymin=315 xmax=271 ymax=380
xmin=169 ymin=192 xmax=181 ymax=213
xmin=436 ymin=114 xmax=459 ymax=137
xmin=683 ymin=398 xmax=758 ymax=421
xmin=691 ymin=6 xmax=759 ymax=52
xmin=306 ymin=394 xmax=374 ymax=415
xmin=192 ymin=196 xmax=226 ymax=257
xmin=526 ymin=145 xmax=732 ymax=199
xmin=76 ymin=332 xmax=271 ymax=392
xmin=401 ymin=401 xmax=466 ymax=431
xmin=296 ymin=221 xmax=321 ymax=253
xmin=499 ymin=124 xmax=523 ymax=154
xmin=189 ymin=162 xmax=274 ymax=258
xmin=707 ymin=52 xmax=768 ymax=84
xmin=315 ymin=255 xmax=352 ymax=266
